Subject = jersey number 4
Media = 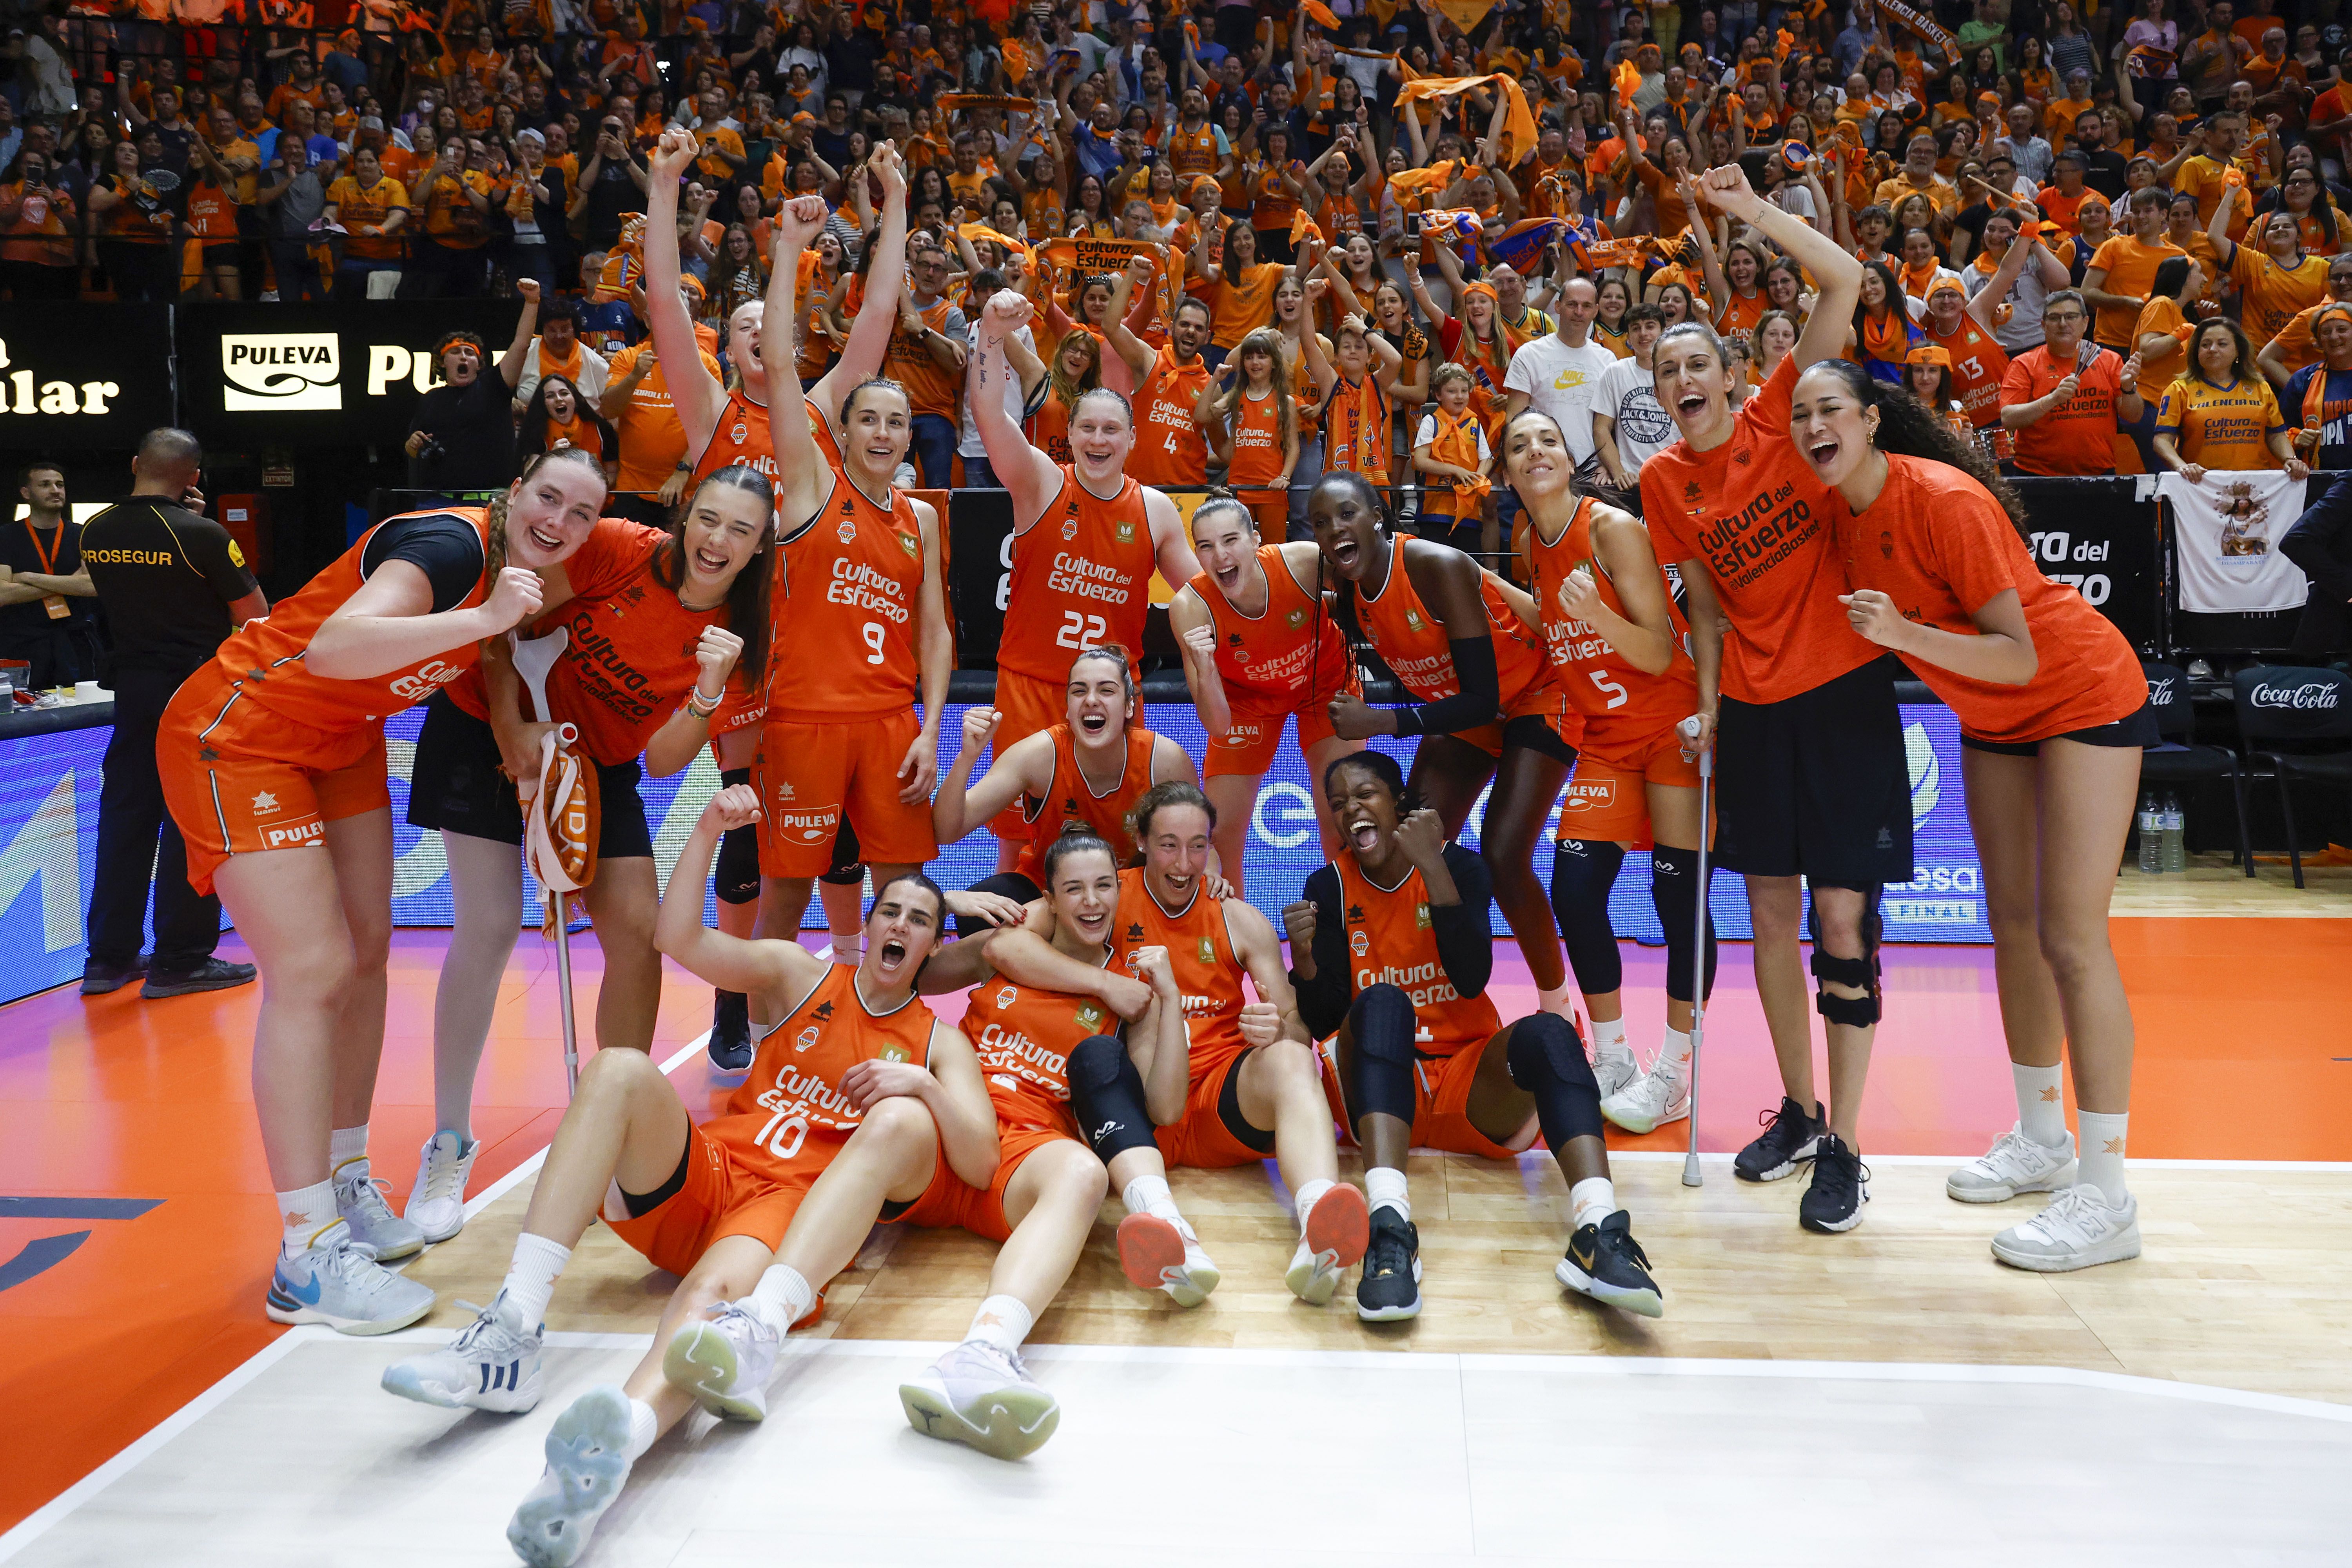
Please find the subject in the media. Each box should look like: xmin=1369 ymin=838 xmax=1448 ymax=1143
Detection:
xmin=1588 ymin=669 xmax=1628 ymax=710
xmin=1056 ymin=610 xmax=1108 ymax=649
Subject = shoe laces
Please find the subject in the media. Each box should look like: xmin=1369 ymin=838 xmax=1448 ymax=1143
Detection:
xmin=319 ymin=1229 xmax=392 ymax=1293
xmin=1365 ymin=1218 xmax=1412 ymax=1279
xmin=1979 ymin=1125 xmax=2054 ymax=1176
xmin=711 ymin=1299 xmax=779 ymax=1349
xmin=2019 ymin=1185 xmax=2112 ymax=1246
xmin=1595 ymin=1220 xmax=1652 ymax=1272
xmin=450 ymin=1298 xmax=524 ymax=1352
xmin=1814 ymin=1140 xmax=1869 ymax=1197
xmin=418 ymin=1141 xmax=470 ymax=1205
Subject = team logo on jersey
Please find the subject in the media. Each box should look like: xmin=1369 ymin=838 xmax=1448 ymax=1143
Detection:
xmin=1350 ymin=929 xmax=1370 ymax=956
xmin=838 ymin=520 xmax=859 ymax=543
xmin=795 ymin=1025 xmax=821 ymax=1052
xmin=881 ymin=1046 xmax=908 ymax=1063
xmin=1062 ymin=519 xmax=1080 ymax=540
xmin=1414 ymin=902 xmax=1432 ymax=929
xmin=1286 ymin=608 xmax=1306 ymax=628
xmin=1075 ymin=1002 xmax=1106 ymax=1028
xmin=1404 ymin=610 xmax=1424 ymax=632
xmin=731 ymin=423 xmax=749 ymax=445
xmin=897 ymin=531 xmax=919 ymax=555
xmin=1115 ymin=521 xmax=1136 ymax=543
xmin=1198 ymin=937 xmax=1215 ymax=965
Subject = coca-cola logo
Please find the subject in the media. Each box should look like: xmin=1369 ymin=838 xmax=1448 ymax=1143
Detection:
xmin=2146 ymin=676 xmax=2175 ymax=704
xmin=2250 ymin=682 xmax=2343 ymax=710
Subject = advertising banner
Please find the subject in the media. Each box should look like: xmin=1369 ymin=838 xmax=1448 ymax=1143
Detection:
xmin=2014 ymin=477 xmax=2162 ymax=652
xmin=0 ymin=306 xmax=177 ymax=452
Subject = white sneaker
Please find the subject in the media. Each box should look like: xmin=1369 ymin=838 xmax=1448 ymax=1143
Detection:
xmin=1115 ymin=1213 xmax=1220 ymax=1307
xmin=265 ymin=1220 xmax=435 ymax=1334
xmin=1590 ymin=1038 xmax=1640 ymax=1099
xmin=334 ymin=1158 xmax=425 ymax=1261
xmin=1601 ymin=1061 xmax=1690 ymax=1134
xmin=507 ymin=1386 xmax=635 ymax=1568
xmin=662 ymin=1300 xmax=780 ymax=1421
xmin=1947 ymin=1124 xmax=2077 ymax=1204
xmin=898 ymin=1340 xmax=1060 ymax=1461
xmin=404 ymin=1131 xmax=480 ymax=1244
xmin=381 ymin=1291 xmax=543 ymax=1412
xmin=1992 ymin=1185 xmax=2142 ymax=1272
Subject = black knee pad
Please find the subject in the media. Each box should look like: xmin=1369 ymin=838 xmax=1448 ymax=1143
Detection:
xmin=1345 ymin=984 xmax=1421 ymax=1124
xmin=1808 ymin=885 xmax=1884 ymax=1027
xmin=1503 ymin=1011 xmax=1604 ymax=1153
xmin=819 ymin=813 xmax=864 ymax=886
xmin=955 ymin=872 xmax=1042 ymax=940
xmin=1648 ymin=845 xmax=1719 ymax=1004
xmin=1549 ymin=838 xmax=1626 ymax=997
xmin=1067 ymin=1033 xmax=1159 ymax=1161
xmin=715 ymin=769 xmax=761 ymax=905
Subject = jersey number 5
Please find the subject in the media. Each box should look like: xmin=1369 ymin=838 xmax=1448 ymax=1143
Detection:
xmin=1588 ymin=669 xmax=1628 ymax=710
xmin=1056 ymin=609 xmax=1108 ymax=649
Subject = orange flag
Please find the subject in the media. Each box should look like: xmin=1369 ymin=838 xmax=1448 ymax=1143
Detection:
xmin=1432 ymin=0 xmax=1495 ymax=31
xmin=1392 ymin=74 xmax=1540 ymax=167
xmin=1301 ymin=0 xmax=1340 ymax=28
xmin=1613 ymin=58 xmax=1642 ymax=110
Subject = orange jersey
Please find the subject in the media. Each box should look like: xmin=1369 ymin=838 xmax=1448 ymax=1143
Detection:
xmin=1225 ymin=387 xmax=1287 ymax=491
xmin=1353 ymin=546 xmax=1559 ymax=720
xmin=1922 ymin=314 xmax=2011 ymax=429
xmin=997 ymin=468 xmax=1156 ymax=684
xmin=704 ymin=966 xmax=936 ymax=1171
xmin=1323 ymin=373 xmax=1391 ymax=481
xmin=1108 ymin=867 xmax=1249 ymax=1074
xmin=1167 ymin=120 xmax=1220 ymax=180
xmin=960 ymin=970 xmax=1108 ymax=1138
xmin=1013 ymin=723 xmax=1159 ymax=881
xmin=1333 ymin=851 xmax=1500 ymax=1051
xmin=1131 ymin=345 xmax=1211 ymax=488
xmin=884 ymin=294 xmax=963 ymax=419
xmin=1026 ymin=387 xmax=1074 ymax=465
xmin=1188 ymin=543 xmax=1347 ymax=706
xmin=771 ymin=475 xmax=924 ymax=723
xmin=1526 ymin=497 xmax=1698 ymax=735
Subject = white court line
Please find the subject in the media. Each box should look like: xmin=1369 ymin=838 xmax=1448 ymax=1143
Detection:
xmin=454 ymin=1029 xmax=716 ymax=1222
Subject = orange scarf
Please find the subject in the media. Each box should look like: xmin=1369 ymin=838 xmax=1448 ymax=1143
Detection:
xmin=536 ymin=334 xmax=584 ymax=386
xmin=1327 ymin=372 xmax=1390 ymax=483
xmin=1899 ymin=259 xmax=1942 ymax=299
xmin=1859 ymin=305 xmax=1914 ymax=366
xmin=1428 ymin=405 xmax=1490 ymax=514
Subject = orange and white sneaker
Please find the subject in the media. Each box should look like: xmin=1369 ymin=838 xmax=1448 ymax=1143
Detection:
xmin=1286 ymin=1182 xmax=1370 ymax=1305
xmin=1116 ymin=1212 xmax=1220 ymax=1307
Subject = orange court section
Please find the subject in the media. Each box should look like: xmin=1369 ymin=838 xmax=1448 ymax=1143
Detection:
xmin=2 ymin=916 xmax=2348 ymax=1534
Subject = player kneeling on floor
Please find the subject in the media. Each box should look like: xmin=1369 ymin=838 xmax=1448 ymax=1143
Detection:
xmin=381 ymin=784 xmax=998 ymax=1568
xmin=1285 ymin=752 xmax=1663 ymax=1321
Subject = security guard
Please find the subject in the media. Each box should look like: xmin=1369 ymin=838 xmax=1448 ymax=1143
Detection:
xmin=0 ymin=460 xmax=102 ymax=689
xmin=78 ymin=429 xmax=269 ymax=1000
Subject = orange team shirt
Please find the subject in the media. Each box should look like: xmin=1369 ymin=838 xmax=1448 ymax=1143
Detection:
xmin=1353 ymin=545 xmax=1562 ymax=721
xmin=691 ymin=386 xmax=840 ymax=487
xmin=1831 ymin=455 xmax=2145 ymax=743
xmin=1013 ymin=723 xmax=1160 ymax=882
xmin=1107 ymin=867 xmax=1249 ymax=1076
xmin=1027 ymin=386 xmax=1074 ymax=465
xmin=1226 ymin=387 xmax=1287 ymax=493
xmin=183 ymin=178 xmax=238 ymax=240
xmin=770 ymin=474 xmax=924 ymax=723
xmin=1324 ymin=373 xmax=1390 ymax=479
xmin=1525 ymin=496 xmax=1696 ymax=760
xmin=2086 ymin=235 xmax=2184 ymax=346
xmin=1167 ymin=120 xmax=1220 ymax=181
xmin=608 ymin=341 xmax=720 ymax=494
xmin=1998 ymin=344 xmax=2129 ymax=476
xmin=959 ymin=971 xmax=1096 ymax=1138
xmin=1189 ymin=543 xmax=1348 ymax=708
xmin=2230 ymin=247 xmax=2330 ymax=345
xmin=326 ymin=173 xmax=407 ymax=260
xmin=1715 ymin=287 xmax=1768 ymax=338
xmin=705 ymin=965 xmax=936 ymax=1172
xmin=1247 ymin=159 xmax=1305 ymax=231
xmin=884 ymin=296 xmax=964 ymax=420
xmin=1922 ymin=313 xmax=2012 ymax=428
xmin=1196 ymin=260 xmax=1287 ymax=350
xmin=997 ymin=469 xmax=1156 ymax=684
xmin=2133 ymin=295 xmax=2192 ymax=395
xmin=1642 ymin=355 xmax=1877 ymax=705
xmin=420 ymin=168 xmax=495 ymax=247
xmin=1332 ymin=850 xmax=1501 ymax=1051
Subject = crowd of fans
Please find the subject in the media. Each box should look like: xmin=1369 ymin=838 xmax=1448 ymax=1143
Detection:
xmin=5 ymin=0 xmax=2352 ymax=503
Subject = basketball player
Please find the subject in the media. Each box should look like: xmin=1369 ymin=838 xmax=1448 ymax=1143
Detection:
xmin=156 ymin=449 xmax=615 ymax=1332
xmin=381 ymin=786 xmax=997 ymax=1566
xmin=1791 ymin=359 xmax=2153 ymax=1272
xmin=1170 ymin=494 xmax=1362 ymax=886
xmin=968 ymin=288 xmax=1203 ymax=872
xmin=991 ymin=782 xmax=1373 ymax=1305
xmin=400 ymin=466 xmax=774 ymax=1242
xmin=1283 ymin=751 xmax=1664 ymax=1321
xmin=1641 ymin=167 xmax=1898 ymax=1234
xmin=1506 ymin=409 xmax=1717 ymax=1131
xmin=1306 ymin=470 xmax=1584 ymax=1022
xmin=748 ymin=194 xmax=954 ymax=980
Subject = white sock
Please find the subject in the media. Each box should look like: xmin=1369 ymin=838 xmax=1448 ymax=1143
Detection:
xmin=1365 ymin=1165 xmax=1409 ymax=1222
xmin=1656 ymin=1027 xmax=1693 ymax=1079
xmin=747 ymin=1262 xmax=815 ymax=1338
xmin=1292 ymin=1178 xmax=1334 ymax=1235
xmin=1570 ymin=1176 xmax=1617 ymax=1230
xmin=501 ymin=1232 xmax=572 ymax=1327
xmin=1119 ymin=1174 xmax=1187 ymax=1232
xmin=278 ymin=1180 xmax=339 ymax=1255
xmin=2076 ymin=1111 xmax=2129 ymax=1205
xmin=1590 ymin=1015 xmax=1628 ymax=1056
xmin=964 ymin=1294 xmax=1034 ymax=1355
xmin=2014 ymin=1062 xmax=2068 ymax=1149
xmin=622 ymin=1397 xmax=659 ymax=1461
xmin=329 ymin=1124 xmax=369 ymax=1175
xmin=1537 ymin=982 xmax=1575 ymax=1018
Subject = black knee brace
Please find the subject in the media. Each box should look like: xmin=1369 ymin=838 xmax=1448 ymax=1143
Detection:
xmin=1549 ymin=838 xmax=1626 ymax=997
xmin=1502 ymin=1011 xmax=1605 ymax=1153
xmin=820 ymin=814 xmax=865 ymax=887
xmin=955 ymin=871 xmax=1043 ymax=940
xmin=1345 ymin=984 xmax=1421 ymax=1125
xmin=715 ymin=768 xmax=761 ymax=905
xmin=1808 ymin=885 xmax=1884 ymax=1027
xmin=1067 ymin=1034 xmax=1160 ymax=1161
xmin=1648 ymin=845 xmax=1719 ymax=1004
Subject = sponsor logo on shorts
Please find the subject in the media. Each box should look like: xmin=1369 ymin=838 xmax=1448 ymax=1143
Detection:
xmin=262 ymin=818 xmax=325 ymax=849
xmin=775 ymin=808 xmax=840 ymax=844
xmin=776 ymin=783 xmax=796 ymax=800
xmin=1560 ymin=777 xmax=1617 ymax=812
xmin=250 ymin=791 xmax=279 ymax=814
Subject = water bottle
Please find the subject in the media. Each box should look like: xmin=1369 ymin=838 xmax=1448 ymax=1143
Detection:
xmin=2137 ymin=792 xmax=2162 ymax=874
xmin=2161 ymin=791 xmax=2188 ymax=874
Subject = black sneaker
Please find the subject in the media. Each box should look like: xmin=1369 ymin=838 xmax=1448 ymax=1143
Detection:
xmin=81 ymin=953 xmax=150 ymax=997
xmin=708 ymin=989 xmax=753 ymax=1072
xmin=141 ymin=958 xmax=257 ymax=998
xmin=1733 ymin=1096 xmax=1825 ymax=1183
xmin=1798 ymin=1134 xmax=1871 ymax=1233
xmin=1557 ymin=1210 xmax=1663 ymax=1318
xmin=1356 ymin=1206 xmax=1422 ymax=1322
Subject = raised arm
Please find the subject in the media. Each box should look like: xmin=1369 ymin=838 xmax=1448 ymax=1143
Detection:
xmin=1103 ymin=253 xmax=1160 ymax=383
xmin=497 ymin=278 xmax=543 ymax=388
xmin=1169 ymin=586 xmax=1232 ymax=740
xmin=644 ymin=126 xmax=726 ymax=452
xmin=759 ymin=192 xmax=842 ymax=534
xmin=811 ymin=142 xmax=908 ymax=410
xmin=932 ymin=711 xmax=1050 ymax=844
xmin=1696 ymin=163 xmax=1861 ymax=367
xmin=971 ymin=288 xmax=1071 ymax=521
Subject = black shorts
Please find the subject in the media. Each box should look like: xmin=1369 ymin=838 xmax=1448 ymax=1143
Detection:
xmin=1503 ymin=712 xmax=1580 ymax=767
xmin=1715 ymin=659 xmax=1913 ymax=886
xmin=1959 ymin=702 xmax=2158 ymax=757
xmin=201 ymin=242 xmax=240 ymax=266
xmin=405 ymin=692 xmax=654 ymax=859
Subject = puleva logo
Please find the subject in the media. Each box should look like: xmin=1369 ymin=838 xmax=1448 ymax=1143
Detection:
xmin=222 ymin=333 xmax=342 ymax=411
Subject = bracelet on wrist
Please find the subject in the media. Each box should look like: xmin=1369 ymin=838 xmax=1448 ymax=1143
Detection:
xmin=686 ymin=686 xmax=722 ymax=718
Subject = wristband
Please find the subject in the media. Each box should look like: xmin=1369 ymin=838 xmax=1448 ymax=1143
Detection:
xmin=1394 ymin=704 xmax=1424 ymax=736
xmin=686 ymin=685 xmax=722 ymax=718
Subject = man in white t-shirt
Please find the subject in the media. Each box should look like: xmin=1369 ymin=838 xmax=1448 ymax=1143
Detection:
xmin=1503 ymin=276 xmax=1619 ymax=481
xmin=962 ymin=273 xmax=1034 ymax=486
xmin=1590 ymin=303 xmax=1676 ymax=493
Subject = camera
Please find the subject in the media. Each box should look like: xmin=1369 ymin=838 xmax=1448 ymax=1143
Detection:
xmin=416 ymin=436 xmax=446 ymax=465
xmin=1404 ymin=212 xmax=1421 ymax=240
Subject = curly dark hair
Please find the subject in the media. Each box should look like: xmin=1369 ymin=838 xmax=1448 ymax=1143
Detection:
xmin=1797 ymin=359 xmax=2033 ymax=540
xmin=1319 ymin=747 xmax=1426 ymax=818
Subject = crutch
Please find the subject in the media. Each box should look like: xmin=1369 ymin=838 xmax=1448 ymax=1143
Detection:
xmin=1678 ymin=715 xmax=1713 ymax=1188
xmin=512 ymin=630 xmax=584 ymax=1098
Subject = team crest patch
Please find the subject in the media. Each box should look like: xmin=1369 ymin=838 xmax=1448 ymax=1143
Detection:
xmin=880 ymin=1046 xmax=908 ymax=1063
xmin=1062 ymin=519 xmax=1080 ymax=540
xmin=1198 ymin=937 xmax=1215 ymax=964
xmin=838 ymin=521 xmax=859 ymax=543
xmin=795 ymin=1025 xmax=821 ymax=1052
xmin=1414 ymin=902 xmax=1432 ymax=929
xmin=1404 ymin=610 xmax=1424 ymax=632
xmin=897 ymin=531 xmax=919 ymax=555
xmin=731 ymin=423 xmax=749 ymax=444
xmin=1350 ymin=929 xmax=1370 ymax=957
xmin=997 ymin=986 xmax=1018 ymax=1009
xmin=1286 ymin=607 xmax=1306 ymax=628
xmin=1076 ymin=1002 xmax=1106 ymax=1029
xmin=1115 ymin=521 xmax=1136 ymax=543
